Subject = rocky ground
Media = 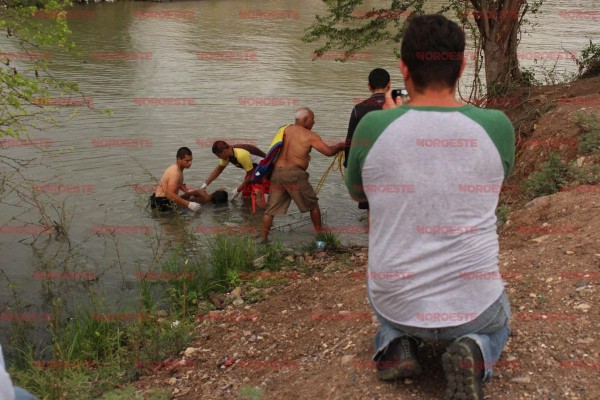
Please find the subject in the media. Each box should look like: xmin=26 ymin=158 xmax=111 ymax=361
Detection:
xmin=131 ymin=78 xmax=600 ymax=399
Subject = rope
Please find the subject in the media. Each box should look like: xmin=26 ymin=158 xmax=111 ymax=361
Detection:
xmin=315 ymin=152 xmax=345 ymax=195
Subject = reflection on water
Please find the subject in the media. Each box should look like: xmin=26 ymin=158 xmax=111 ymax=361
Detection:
xmin=0 ymin=0 xmax=598 ymax=321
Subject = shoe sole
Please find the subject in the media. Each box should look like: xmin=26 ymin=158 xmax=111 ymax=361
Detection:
xmin=376 ymin=359 xmax=422 ymax=381
xmin=442 ymin=342 xmax=484 ymax=400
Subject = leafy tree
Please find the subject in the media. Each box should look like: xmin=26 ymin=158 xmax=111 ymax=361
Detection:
xmin=303 ymin=0 xmax=544 ymax=96
xmin=0 ymin=0 xmax=78 ymax=139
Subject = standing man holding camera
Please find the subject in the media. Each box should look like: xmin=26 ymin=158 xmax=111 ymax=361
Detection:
xmin=344 ymin=68 xmax=391 ymax=211
xmin=345 ymin=15 xmax=514 ymax=400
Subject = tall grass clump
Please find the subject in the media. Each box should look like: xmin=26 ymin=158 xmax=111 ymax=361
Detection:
xmin=205 ymin=234 xmax=257 ymax=291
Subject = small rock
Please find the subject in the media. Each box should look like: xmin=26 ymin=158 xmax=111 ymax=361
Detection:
xmin=575 ymin=279 xmax=588 ymax=289
xmin=529 ymin=293 xmax=537 ymax=298
xmin=511 ymin=376 xmax=531 ymax=384
xmin=243 ymin=377 xmax=250 ymax=383
xmin=531 ymin=235 xmax=550 ymax=243
xmin=233 ymin=298 xmax=245 ymax=306
xmin=525 ymin=196 xmax=551 ymax=209
xmin=565 ymin=250 xmax=575 ymax=255
xmin=253 ymin=255 xmax=266 ymax=268
xmin=574 ymin=303 xmax=591 ymax=311
xmin=285 ymin=256 xmax=294 ymax=262
xmin=404 ymin=378 xmax=413 ymax=385
xmin=172 ymin=388 xmax=180 ymax=395
xmin=168 ymin=377 xmax=177 ymax=386
xmin=156 ymin=310 xmax=168 ymax=318
xmin=243 ymin=330 xmax=252 ymax=336
xmin=576 ymin=338 xmax=594 ymax=344
xmin=341 ymin=355 xmax=355 ymax=365
xmin=231 ymin=287 xmax=242 ymax=297
xmin=184 ymin=347 xmax=198 ymax=357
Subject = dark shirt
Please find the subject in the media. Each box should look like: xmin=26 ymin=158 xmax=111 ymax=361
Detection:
xmin=344 ymin=93 xmax=386 ymax=168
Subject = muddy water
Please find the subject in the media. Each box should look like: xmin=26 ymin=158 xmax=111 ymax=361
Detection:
xmin=0 ymin=0 xmax=598 ymax=322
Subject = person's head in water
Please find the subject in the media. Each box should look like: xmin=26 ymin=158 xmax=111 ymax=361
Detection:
xmin=295 ymin=107 xmax=315 ymax=130
xmin=400 ymin=14 xmax=466 ymax=94
xmin=211 ymin=190 xmax=228 ymax=204
xmin=211 ymin=141 xmax=234 ymax=161
xmin=176 ymin=147 xmax=193 ymax=169
xmin=368 ymin=68 xmax=391 ymax=93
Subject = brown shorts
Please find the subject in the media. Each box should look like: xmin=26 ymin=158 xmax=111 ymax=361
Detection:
xmin=265 ymin=167 xmax=319 ymax=215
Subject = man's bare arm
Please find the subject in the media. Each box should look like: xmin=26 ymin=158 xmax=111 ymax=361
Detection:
xmin=204 ymin=165 xmax=226 ymax=186
xmin=311 ymin=133 xmax=344 ymax=157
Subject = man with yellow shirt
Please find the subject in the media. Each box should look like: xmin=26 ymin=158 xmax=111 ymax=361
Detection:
xmin=201 ymin=141 xmax=266 ymax=202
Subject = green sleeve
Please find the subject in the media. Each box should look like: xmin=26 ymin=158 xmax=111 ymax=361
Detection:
xmin=463 ymin=108 xmax=515 ymax=179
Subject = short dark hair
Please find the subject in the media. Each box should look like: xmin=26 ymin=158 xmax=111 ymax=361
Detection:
xmin=211 ymin=190 xmax=228 ymax=204
xmin=211 ymin=141 xmax=229 ymax=155
xmin=401 ymin=14 xmax=465 ymax=91
xmin=368 ymin=68 xmax=390 ymax=90
xmin=176 ymin=147 xmax=192 ymax=159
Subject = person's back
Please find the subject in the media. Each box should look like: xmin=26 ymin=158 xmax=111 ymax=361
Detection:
xmin=344 ymin=14 xmax=514 ymax=400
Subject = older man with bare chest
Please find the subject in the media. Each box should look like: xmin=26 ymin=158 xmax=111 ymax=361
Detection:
xmin=259 ymin=108 xmax=344 ymax=242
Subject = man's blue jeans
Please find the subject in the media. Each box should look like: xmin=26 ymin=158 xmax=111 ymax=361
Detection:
xmin=373 ymin=291 xmax=511 ymax=381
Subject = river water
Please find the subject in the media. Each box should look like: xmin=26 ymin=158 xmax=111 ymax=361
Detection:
xmin=0 ymin=0 xmax=598 ymax=327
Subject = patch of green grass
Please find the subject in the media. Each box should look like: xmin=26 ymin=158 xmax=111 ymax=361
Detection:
xmin=238 ymin=385 xmax=265 ymax=400
xmin=207 ymin=234 xmax=256 ymax=291
xmin=522 ymin=152 xmax=570 ymax=199
xmin=575 ymin=112 xmax=600 ymax=155
xmin=315 ymin=229 xmax=342 ymax=251
xmin=101 ymin=386 xmax=170 ymax=400
xmin=261 ymin=240 xmax=287 ymax=271
xmin=496 ymin=204 xmax=510 ymax=227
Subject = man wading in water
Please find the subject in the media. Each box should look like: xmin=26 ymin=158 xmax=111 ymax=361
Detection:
xmin=259 ymin=108 xmax=344 ymax=242
xmin=150 ymin=147 xmax=227 ymax=212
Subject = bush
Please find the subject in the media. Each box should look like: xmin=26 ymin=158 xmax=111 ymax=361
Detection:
xmin=522 ymin=152 xmax=569 ymax=199
xmin=576 ymin=40 xmax=600 ymax=79
xmin=575 ymin=113 xmax=600 ymax=155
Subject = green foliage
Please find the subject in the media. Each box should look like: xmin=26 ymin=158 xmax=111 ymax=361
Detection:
xmin=522 ymin=152 xmax=569 ymax=198
xmin=262 ymin=240 xmax=287 ymax=271
xmin=0 ymin=1 xmax=80 ymax=138
xmin=575 ymin=112 xmax=600 ymax=155
xmin=315 ymin=229 xmax=342 ymax=250
xmin=206 ymin=234 xmax=257 ymax=291
xmin=576 ymin=40 xmax=600 ymax=79
xmin=496 ymin=204 xmax=510 ymax=227
xmin=237 ymin=385 xmax=265 ymax=400
xmin=100 ymin=386 xmax=170 ymax=400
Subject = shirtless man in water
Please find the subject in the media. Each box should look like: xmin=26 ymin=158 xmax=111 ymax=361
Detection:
xmin=260 ymin=108 xmax=344 ymax=241
xmin=151 ymin=147 xmax=226 ymax=212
